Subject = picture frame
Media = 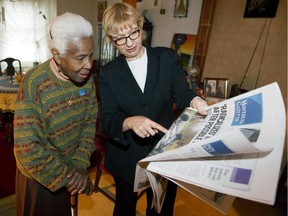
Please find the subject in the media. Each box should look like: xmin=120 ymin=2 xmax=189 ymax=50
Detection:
xmin=174 ymin=0 xmax=188 ymax=18
xmin=170 ymin=33 xmax=197 ymax=72
xmin=203 ymin=78 xmax=229 ymax=104
xmin=97 ymin=1 xmax=107 ymax=22
xmin=244 ymin=0 xmax=279 ymax=18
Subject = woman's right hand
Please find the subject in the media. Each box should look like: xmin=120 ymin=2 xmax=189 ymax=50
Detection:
xmin=123 ymin=116 xmax=168 ymax=138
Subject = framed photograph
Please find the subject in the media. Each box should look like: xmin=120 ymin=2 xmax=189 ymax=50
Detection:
xmin=174 ymin=0 xmax=188 ymax=18
xmin=244 ymin=0 xmax=279 ymax=18
xmin=98 ymin=1 xmax=107 ymax=22
xmin=203 ymin=78 xmax=229 ymax=104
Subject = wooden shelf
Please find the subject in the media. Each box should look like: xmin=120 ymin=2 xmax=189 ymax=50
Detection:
xmin=193 ymin=0 xmax=217 ymax=81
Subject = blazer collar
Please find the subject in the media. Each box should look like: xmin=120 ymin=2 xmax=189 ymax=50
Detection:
xmin=144 ymin=47 xmax=159 ymax=96
xmin=115 ymin=47 xmax=159 ymax=99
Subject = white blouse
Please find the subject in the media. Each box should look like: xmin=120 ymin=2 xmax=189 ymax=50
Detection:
xmin=127 ymin=48 xmax=148 ymax=92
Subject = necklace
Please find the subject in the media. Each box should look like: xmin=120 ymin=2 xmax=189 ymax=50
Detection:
xmin=53 ymin=71 xmax=75 ymax=106
xmin=58 ymin=79 xmax=75 ymax=106
xmin=56 ymin=76 xmax=75 ymax=106
xmin=51 ymin=58 xmax=75 ymax=106
xmin=67 ymin=91 xmax=74 ymax=106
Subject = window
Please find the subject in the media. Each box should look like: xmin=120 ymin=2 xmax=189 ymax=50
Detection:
xmin=0 ymin=0 xmax=56 ymax=69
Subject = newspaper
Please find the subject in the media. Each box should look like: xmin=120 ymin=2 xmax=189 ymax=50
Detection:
xmin=134 ymin=82 xmax=286 ymax=214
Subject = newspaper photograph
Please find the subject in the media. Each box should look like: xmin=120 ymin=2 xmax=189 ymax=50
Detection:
xmin=134 ymin=82 xmax=286 ymax=213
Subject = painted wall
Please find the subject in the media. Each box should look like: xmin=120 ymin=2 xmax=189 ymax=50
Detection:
xmin=56 ymin=0 xmax=99 ymax=53
xmin=136 ymin=0 xmax=203 ymax=47
xmin=203 ymin=0 xmax=286 ymax=98
xmin=57 ymin=0 xmax=203 ymax=51
xmin=202 ymin=0 xmax=287 ymax=167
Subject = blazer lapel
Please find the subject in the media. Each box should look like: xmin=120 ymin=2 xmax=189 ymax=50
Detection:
xmin=116 ymin=55 xmax=145 ymax=99
xmin=144 ymin=48 xmax=159 ymax=97
xmin=115 ymin=49 xmax=159 ymax=104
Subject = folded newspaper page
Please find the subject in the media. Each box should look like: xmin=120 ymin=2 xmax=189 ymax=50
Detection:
xmin=134 ymin=82 xmax=286 ymax=214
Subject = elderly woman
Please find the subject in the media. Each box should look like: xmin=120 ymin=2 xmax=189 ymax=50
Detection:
xmin=13 ymin=12 xmax=97 ymax=216
xmin=99 ymin=3 xmax=207 ymax=216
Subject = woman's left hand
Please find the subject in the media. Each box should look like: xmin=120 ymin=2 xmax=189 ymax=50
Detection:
xmin=190 ymin=96 xmax=208 ymax=115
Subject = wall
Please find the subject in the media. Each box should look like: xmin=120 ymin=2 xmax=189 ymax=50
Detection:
xmin=203 ymin=0 xmax=287 ymax=167
xmin=57 ymin=0 xmax=203 ymax=54
xmin=57 ymin=0 xmax=100 ymax=55
xmin=137 ymin=0 xmax=203 ymax=47
xmin=203 ymin=0 xmax=286 ymax=99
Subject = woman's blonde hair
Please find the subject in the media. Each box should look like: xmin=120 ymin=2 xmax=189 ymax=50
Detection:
xmin=102 ymin=3 xmax=144 ymax=43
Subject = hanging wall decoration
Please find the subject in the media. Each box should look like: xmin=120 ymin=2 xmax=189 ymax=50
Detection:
xmin=174 ymin=0 xmax=188 ymax=18
xmin=170 ymin=33 xmax=197 ymax=73
xmin=98 ymin=1 xmax=107 ymax=22
xmin=244 ymin=0 xmax=280 ymax=18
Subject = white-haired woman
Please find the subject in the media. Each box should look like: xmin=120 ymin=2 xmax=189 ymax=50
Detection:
xmin=14 ymin=12 xmax=97 ymax=216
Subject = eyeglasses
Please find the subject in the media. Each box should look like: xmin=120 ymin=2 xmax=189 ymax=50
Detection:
xmin=112 ymin=29 xmax=140 ymax=46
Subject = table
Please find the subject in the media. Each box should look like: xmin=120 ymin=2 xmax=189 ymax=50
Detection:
xmin=0 ymin=75 xmax=19 ymax=111
xmin=0 ymin=75 xmax=19 ymax=143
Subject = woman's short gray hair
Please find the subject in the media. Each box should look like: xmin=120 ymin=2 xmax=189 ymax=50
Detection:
xmin=46 ymin=12 xmax=93 ymax=56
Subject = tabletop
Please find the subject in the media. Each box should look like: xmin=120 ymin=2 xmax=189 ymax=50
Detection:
xmin=0 ymin=76 xmax=20 ymax=111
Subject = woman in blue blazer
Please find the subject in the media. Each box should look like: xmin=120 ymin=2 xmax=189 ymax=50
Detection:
xmin=99 ymin=3 xmax=207 ymax=216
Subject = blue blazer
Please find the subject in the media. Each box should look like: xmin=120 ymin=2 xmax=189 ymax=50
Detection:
xmin=99 ymin=46 xmax=197 ymax=184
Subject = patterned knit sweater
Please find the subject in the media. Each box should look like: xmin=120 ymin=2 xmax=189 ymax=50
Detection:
xmin=13 ymin=60 xmax=97 ymax=192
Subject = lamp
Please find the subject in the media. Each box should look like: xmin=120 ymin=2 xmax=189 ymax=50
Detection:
xmin=160 ymin=0 xmax=166 ymax=14
xmin=1 ymin=7 xmax=6 ymax=28
xmin=187 ymin=62 xmax=200 ymax=90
